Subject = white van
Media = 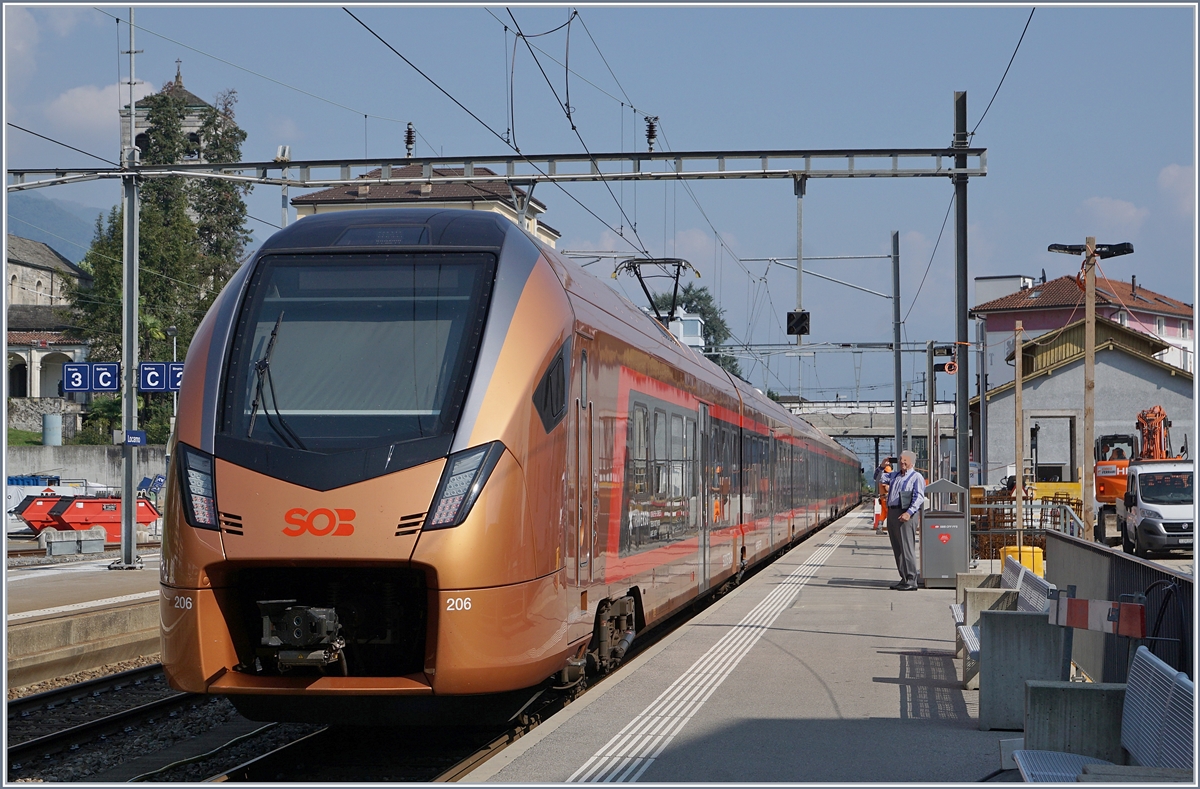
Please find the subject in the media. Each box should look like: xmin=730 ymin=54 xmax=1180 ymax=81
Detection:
xmin=1116 ymin=459 xmax=1194 ymax=558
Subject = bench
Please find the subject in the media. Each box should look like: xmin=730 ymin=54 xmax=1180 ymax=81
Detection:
xmin=950 ymin=556 xmax=1026 ymax=658
xmin=1013 ymin=646 xmax=1194 ymax=782
xmin=954 ymin=557 xmax=1056 ymax=689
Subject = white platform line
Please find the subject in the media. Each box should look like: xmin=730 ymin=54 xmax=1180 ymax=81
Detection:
xmin=8 ymin=590 xmax=159 ymax=621
xmin=567 ymin=518 xmax=858 ymax=782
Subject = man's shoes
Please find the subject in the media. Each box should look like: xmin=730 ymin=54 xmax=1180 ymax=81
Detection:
xmin=896 ymin=583 xmax=919 ymax=591
xmin=889 ymin=581 xmax=907 ymax=589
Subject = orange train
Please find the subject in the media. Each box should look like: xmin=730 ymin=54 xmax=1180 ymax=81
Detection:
xmin=161 ymin=208 xmax=861 ymax=724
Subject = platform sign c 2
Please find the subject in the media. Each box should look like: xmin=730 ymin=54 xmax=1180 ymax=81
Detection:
xmin=92 ymin=363 xmax=120 ymax=392
xmin=149 ymin=474 xmax=166 ymax=494
xmin=62 ymin=363 xmax=91 ymax=392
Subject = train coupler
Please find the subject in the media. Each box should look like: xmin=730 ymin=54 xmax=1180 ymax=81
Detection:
xmin=257 ymin=599 xmax=344 ymax=668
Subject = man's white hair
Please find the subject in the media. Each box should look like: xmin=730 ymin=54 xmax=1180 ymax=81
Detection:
xmin=900 ymin=450 xmax=917 ymax=462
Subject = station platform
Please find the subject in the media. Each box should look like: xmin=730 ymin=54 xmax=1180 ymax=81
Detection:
xmin=467 ymin=507 xmax=1017 ymax=783
xmin=6 ymin=550 xmax=161 ymax=687
xmin=7 ymin=550 xmax=160 ymax=620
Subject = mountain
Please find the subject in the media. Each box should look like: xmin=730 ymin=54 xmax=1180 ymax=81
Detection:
xmin=7 ymin=192 xmax=111 ymax=264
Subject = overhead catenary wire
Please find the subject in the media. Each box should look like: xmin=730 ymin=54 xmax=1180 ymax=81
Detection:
xmin=92 ymin=6 xmax=441 ymax=157
xmin=505 ymin=8 xmax=649 ymax=256
xmin=8 ymin=123 xmax=120 ymax=167
xmin=970 ymin=8 xmax=1036 ymax=140
xmin=344 ymin=7 xmax=648 ymax=258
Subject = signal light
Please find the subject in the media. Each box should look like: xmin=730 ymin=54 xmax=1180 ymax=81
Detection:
xmin=178 ymin=443 xmax=219 ymax=530
xmin=786 ymin=311 xmax=810 ymax=336
xmin=426 ymin=442 xmax=506 ymax=529
xmin=935 ymin=361 xmax=959 ymax=375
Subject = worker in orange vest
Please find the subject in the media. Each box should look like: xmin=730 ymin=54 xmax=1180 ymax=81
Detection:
xmin=874 ymin=458 xmax=893 ymax=532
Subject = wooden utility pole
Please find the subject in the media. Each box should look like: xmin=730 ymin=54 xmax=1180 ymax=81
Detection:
xmin=1083 ymin=237 xmax=1097 ymax=539
xmin=1014 ymin=320 xmax=1024 ymax=543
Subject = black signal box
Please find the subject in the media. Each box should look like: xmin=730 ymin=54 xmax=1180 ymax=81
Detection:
xmin=933 ymin=345 xmax=954 ymax=356
xmin=787 ymin=311 xmax=811 ymax=336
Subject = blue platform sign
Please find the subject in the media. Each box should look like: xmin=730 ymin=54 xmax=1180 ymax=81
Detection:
xmin=139 ymin=362 xmax=168 ymax=392
xmin=168 ymin=362 xmax=185 ymax=392
xmin=92 ymin=363 xmax=120 ymax=392
xmin=125 ymin=430 xmax=147 ymax=446
xmin=62 ymin=363 xmax=90 ymax=392
xmin=149 ymin=474 xmax=167 ymax=494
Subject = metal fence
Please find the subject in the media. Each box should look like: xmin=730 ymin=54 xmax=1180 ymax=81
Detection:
xmin=966 ymin=499 xmax=1192 ymax=682
xmin=968 ymin=500 xmax=1088 ymax=560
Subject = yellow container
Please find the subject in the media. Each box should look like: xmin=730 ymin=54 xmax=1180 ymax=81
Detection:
xmin=1000 ymin=545 xmax=1044 ymax=577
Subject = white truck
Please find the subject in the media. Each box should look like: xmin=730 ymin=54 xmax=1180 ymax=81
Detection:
xmin=1116 ymin=459 xmax=1194 ymax=558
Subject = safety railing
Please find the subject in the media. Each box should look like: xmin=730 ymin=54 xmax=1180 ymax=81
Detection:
xmin=967 ymin=500 xmax=1090 ymax=560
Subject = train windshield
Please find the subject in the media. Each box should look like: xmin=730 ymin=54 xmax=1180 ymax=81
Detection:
xmin=220 ymin=252 xmax=495 ymax=453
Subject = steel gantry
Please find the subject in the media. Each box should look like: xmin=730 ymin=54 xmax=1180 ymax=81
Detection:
xmin=9 ymin=135 xmax=987 ymax=498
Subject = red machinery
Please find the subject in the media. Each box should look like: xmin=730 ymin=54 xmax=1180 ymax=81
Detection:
xmin=14 ymin=496 xmax=161 ymax=542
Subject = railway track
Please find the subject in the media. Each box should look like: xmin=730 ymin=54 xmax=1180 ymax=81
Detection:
xmin=7 ymin=665 xmax=206 ymax=776
xmin=7 ymin=541 xmax=161 ymax=558
xmin=197 ymin=531 xmax=801 ymax=782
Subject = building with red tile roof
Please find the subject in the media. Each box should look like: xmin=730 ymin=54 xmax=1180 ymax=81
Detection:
xmin=972 ymin=273 xmax=1193 ymax=392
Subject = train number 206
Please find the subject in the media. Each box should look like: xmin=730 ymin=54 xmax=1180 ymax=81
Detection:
xmin=173 ymin=595 xmax=193 ymax=610
xmin=446 ymin=597 xmax=472 ymax=611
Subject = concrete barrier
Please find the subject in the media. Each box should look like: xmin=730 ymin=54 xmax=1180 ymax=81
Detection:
xmin=7 ymin=602 xmax=160 ymax=687
xmin=1023 ymin=680 xmax=1127 ymax=764
xmin=978 ymin=609 xmax=1066 ymax=731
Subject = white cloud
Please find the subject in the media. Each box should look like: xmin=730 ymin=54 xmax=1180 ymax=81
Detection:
xmin=43 ymin=81 xmax=153 ymax=143
xmin=1157 ymin=164 xmax=1195 ymax=218
xmin=5 ymin=7 xmax=40 ymax=87
xmin=43 ymin=7 xmax=86 ymax=36
xmin=268 ymin=116 xmax=303 ymax=145
xmin=1079 ymin=196 xmax=1149 ymax=237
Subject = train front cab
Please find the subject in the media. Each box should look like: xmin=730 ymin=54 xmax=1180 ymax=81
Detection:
xmin=160 ymin=210 xmax=591 ymax=723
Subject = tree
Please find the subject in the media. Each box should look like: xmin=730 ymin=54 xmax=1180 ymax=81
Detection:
xmin=652 ymin=283 xmax=742 ymax=377
xmin=66 ymin=79 xmax=250 ymax=443
xmin=191 ymin=89 xmax=251 ymax=301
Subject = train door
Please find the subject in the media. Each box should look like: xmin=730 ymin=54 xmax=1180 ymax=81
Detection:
xmin=698 ymin=404 xmax=711 ymax=592
xmin=575 ymin=341 xmax=595 ymax=584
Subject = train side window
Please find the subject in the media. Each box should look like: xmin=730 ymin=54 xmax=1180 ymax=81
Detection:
xmin=630 ymin=405 xmax=647 ymax=462
xmin=654 ymin=410 xmax=667 ymax=495
xmin=686 ymin=417 xmax=696 ymax=499
xmin=671 ymin=414 xmax=684 ymax=462
xmin=532 ymin=341 xmax=569 ymax=432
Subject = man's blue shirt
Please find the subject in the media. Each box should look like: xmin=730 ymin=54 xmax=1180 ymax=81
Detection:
xmin=874 ymin=464 xmax=926 ymax=517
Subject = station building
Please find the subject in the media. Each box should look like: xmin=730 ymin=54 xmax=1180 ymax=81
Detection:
xmin=970 ymin=315 xmax=1194 ymax=487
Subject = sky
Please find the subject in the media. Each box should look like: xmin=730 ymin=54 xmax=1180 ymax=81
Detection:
xmin=4 ymin=3 xmax=1197 ymax=405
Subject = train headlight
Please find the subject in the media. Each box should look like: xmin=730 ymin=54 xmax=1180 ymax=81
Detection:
xmin=426 ymin=442 xmax=506 ymax=529
xmin=178 ymin=443 xmax=219 ymax=530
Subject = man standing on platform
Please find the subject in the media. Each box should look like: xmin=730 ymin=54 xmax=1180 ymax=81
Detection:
xmin=874 ymin=450 xmax=926 ymax=591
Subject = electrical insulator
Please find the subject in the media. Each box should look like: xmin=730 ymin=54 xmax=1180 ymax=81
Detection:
xmin=405 ymin=122 xmax=416 ymax=158
xmin=645 ymin=116 xmax=658 ymax=153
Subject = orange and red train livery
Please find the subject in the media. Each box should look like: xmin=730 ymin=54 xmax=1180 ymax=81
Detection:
xmin=160 ymin=208 xmax=861 ymax=725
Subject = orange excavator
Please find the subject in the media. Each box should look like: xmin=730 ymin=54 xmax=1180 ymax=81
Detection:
xmin=1094 ymin=405 xmax=1188 ymax=544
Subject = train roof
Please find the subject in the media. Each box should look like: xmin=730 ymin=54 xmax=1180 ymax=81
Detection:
xmin=258 ymin=208 xmax=517 ymax=252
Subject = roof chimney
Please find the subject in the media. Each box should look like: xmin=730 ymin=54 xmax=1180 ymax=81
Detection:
xmin=1131 ymin=274 xmax=1137 ymax=297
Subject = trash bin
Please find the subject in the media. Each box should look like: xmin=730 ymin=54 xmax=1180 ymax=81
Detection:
xmin=920 ymin=478 xmax=970 ymax=588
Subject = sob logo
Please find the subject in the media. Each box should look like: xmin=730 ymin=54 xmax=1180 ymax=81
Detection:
xmin=283 ymin=508 xmax=356 ymax=537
